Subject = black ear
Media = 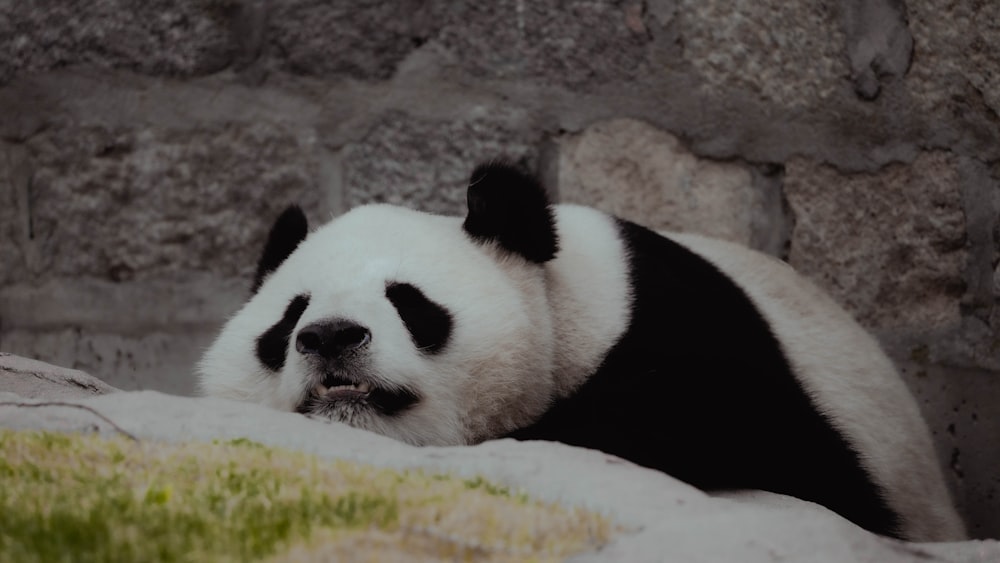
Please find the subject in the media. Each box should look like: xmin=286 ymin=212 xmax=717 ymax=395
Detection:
xmin=462 ymin=161 xmax=559 ymax=263
xmin=252 ymin=205 xmax=308 ymax=294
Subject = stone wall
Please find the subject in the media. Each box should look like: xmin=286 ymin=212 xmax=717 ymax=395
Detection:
xmin=0 ymin=0 xmax=997 ymax=537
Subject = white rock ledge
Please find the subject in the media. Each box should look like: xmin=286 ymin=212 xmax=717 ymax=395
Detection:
xmin=0 ymin=355 xmax=996 ymax=562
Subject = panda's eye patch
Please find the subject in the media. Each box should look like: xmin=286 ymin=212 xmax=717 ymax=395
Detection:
xmin=256 ymin=294 xmax=310 ymax=371
xmin=385 ymin=282 xmax=452 ymax=354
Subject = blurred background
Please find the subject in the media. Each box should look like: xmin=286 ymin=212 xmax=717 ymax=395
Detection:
xmin=0 ymin=0 xmax=997 ymax=537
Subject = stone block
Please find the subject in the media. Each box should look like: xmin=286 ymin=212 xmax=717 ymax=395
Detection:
xmin=431 ymin=0 xmax=652 ymax=87
xmin=268 ymin=0 xmax=432 ymax=79
xmin=0 ymin=0 xmax=234 ymax=85
xmin=907 ymin=0 xmax=1000 ymax=117
xmin=4 ymin=121 xmax=324 ymax=284
xmin=785 ymin=153 xmax=967 ymax=332
xmin=556 ymin=118 xmax=771 ymax=248
xmin=343 ymin=111 xmax=541 ymax=215
xmin=677 ymin=0 xmax=847 ymax=106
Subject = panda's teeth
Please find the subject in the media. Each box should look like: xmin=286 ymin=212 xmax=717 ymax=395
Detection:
xmin=313 ymin=381 xmax=372 ymax=396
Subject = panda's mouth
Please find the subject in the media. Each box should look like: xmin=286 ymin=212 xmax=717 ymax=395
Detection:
xmin=312 ymin=379 xmax=373 ymax=401
xmin=296 ymin=374 xmax=419 ymax=416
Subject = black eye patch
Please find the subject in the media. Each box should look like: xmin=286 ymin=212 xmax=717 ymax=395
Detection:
xmin=256 ymin=294 xmax=310 ymax=371
xmin=385 ymin=282 xmax=453 ymax=354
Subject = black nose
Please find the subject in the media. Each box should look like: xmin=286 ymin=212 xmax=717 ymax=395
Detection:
xmin=295 ymin=320 xmax=372 ymax=358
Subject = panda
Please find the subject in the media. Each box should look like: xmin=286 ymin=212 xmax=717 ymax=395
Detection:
xmin=198 ymin=161 xmax=966 ymax=542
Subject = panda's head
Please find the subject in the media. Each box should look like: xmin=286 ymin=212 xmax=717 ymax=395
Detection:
xmin=198 ymin=163 xmax=560 ymax=446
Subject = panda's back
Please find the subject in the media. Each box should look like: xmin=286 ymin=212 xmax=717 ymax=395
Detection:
xmin=511 ymin=207 xmax=965 ymax=541
xmin=667 ymin=231 xmax=965 ymax=541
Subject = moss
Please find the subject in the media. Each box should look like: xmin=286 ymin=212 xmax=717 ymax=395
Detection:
xmin=0 ymin=430 xmax=616 ymax=562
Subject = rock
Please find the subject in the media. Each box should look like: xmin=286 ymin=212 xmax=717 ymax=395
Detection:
xmin=431 ymin=0 xmax=652 ymax=87
xmin=677 ymin=0 xmax=847 ymax=106
xmin=840 ymin=0 xmax=913 ymax=100
xmin=0 ymin=375 xmax=996 ymax=561
xmin=268 ymin=0 xmax=434 ymax=79
xmin=785 ymin=153 xmax=967 ymax=332
xmin=556 ymin=118 xmax=773 ymax=249
xmin=6 ymin=121 xmax=324 ymax=284
xmin=906 ymin=1 xmax=1000 ymax=118
xmin=0 ymin=353 xmax=118 ymax=399
xmin=0 ymin=0 xmax=234 ymax=85
xmin=343 ymin=111 xmax=541 ymax=215
xmin=0 ymin=328 xmax=210 ymax=396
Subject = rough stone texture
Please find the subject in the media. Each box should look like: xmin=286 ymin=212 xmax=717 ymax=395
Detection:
xmin=785 ymin=153 xmax=968 ymax=332
xmin=0 ymin=144 xmax=26 ymax=286
xmin=267 ymin=0 xmax=434 ymax=80
xmin=344 ymin=111 xmax=542 ymax=215
xmin=557 ymin=118 xmax=772 ymax=249
xmin=432 ymin=0 xmax=652 ymax=87
xmin=0 ymin=369 xmax=997 ymax=560
xmin=677 ymin=0 xmax=847 ymax=106
xmin=8 ymin=122 xmax=323 ymax=284
xmin=0 ymin=0 xmax=234 ymax=85
xmin=907 ymin=0 xmax=1000 ymax=117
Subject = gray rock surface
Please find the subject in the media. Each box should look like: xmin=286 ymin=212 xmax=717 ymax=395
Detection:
xmin=11 ymin=122 xmax=323 ymax=284
xmin=556 ymin=118 xmax=773 ymax=249
xmin=344 ymin=111 xmax=541 ymax=215
xmin=785 ymin=153 xmax=967 ymax=332
xmin=0 ymin=0 xmax=234 ymax=84
xmin=678 ymin=0 xmax=847 ymax=107
xmin=267 ymin=0 xmax=433 ymax=79
xmin=0 ymin=357 xmax=996 ymax=562
xmin=432 ymin=0 xmax=652 ymax=87
xmin=0 ymin=352 xmax=118 ymax=399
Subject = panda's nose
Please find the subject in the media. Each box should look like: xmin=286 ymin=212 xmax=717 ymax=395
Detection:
xmin=295 ymin=320 xmax=371 ymax=359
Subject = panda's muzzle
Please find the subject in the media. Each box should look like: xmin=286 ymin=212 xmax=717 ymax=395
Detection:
xmin=294 ymin=319 xmax=419 ymax=416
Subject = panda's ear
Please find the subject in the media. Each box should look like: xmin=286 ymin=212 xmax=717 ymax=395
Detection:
xmin=252 ymin=205 xmax=308 ymax=294
xmin=462 ymin=161 xmax=559 ymax=263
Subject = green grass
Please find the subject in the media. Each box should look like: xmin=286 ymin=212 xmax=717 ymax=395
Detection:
xmin=0 ymin=430 xmax=616 ymax=562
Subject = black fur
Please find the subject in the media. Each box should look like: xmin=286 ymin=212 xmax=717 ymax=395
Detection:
xmin=508 ymin=219 xmax=903 ymax=539
xmin=385 ymin=282 xmax=453 ymax=354
xmin=252 ymin=205 xmax=309 ymax=294
xmin=369 ymin=386 xmax=422 ymax=416
xmin=256 ymin=294 xmax=310 ymax=372
xmin=295 ymin=319 xmax=371 ymax=360
xmin=463 ymin=162 xmax=559 ymax=263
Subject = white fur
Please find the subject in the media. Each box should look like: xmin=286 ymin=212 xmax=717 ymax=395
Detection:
xmin=545 ymin=205 xmax=633 ymax=397
xmin=199 ymin=204 xmax=555 ymax=446
xmin=668 ymin=232 xmax=966 ymax=541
